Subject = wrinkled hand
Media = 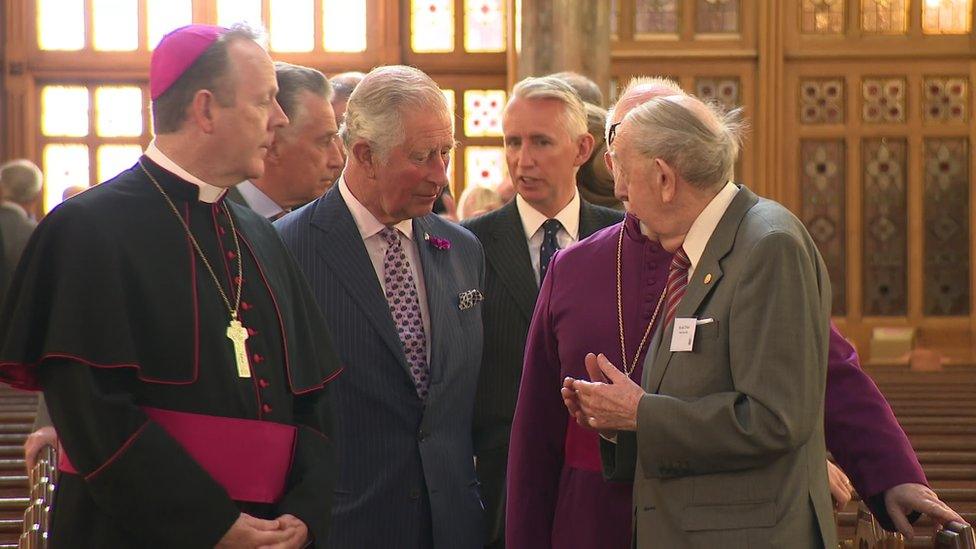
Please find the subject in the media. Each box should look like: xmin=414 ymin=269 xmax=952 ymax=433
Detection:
xmin=826 ymin=461 xmax=853 ymax=510
xmin=215 ymin=513 xmax=289 ymax=548
xmin=568 ymin=353 xmax=644 ymax=432
xmin=883 ymin=483 xmax=966 ymax=539
xmin=258 ymin=514 xmax=309 ymax=549
xmin=24 ymin=427 xmax=57 ymax=472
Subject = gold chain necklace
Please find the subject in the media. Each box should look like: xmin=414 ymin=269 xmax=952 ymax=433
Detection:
xmin=616 ymin=221 xmax=666 ymax=377
xmin=139 ymin=161 xmax=251 ymax=378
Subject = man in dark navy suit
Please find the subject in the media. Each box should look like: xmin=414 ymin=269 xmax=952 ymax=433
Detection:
xmin=276 ymin=65 xmax=486 ymax=549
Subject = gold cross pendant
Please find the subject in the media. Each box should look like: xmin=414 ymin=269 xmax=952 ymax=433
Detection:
xmin=226 ymin=318 xmax=251 ymax=378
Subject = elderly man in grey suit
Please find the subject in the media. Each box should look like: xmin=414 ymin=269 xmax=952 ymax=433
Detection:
xmin=0 ymin=160 xmax=42 ymax=295
xmin=565 ymin=93 xmax=835 ymax=548
xmin=275 ymin=65 xmax=486 ymax=549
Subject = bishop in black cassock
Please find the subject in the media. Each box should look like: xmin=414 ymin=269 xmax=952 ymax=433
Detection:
xmin=0 ymin=24 xmax=342 ymax=548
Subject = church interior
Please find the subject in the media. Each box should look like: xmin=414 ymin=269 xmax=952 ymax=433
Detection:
xmin=0 ymin=0 xmax=974 ymax=547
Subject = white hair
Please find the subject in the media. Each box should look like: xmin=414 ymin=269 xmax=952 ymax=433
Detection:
xmin=0 ymin=159 xmax=43 ymax=204
xmin=509 ymin=76 xmax=588 ymax=138
xmin=606 ymin=76 xmax=684 ymax=139
xmin=622 ymin=96 xmax=745 ymax=190
xmin=339 ymin=65 xmax=452 ymax=160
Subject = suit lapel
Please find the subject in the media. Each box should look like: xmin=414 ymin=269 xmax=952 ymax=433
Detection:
xmin=413 ymin=216 xmax=455 ymax=385
xmin=484 ymin=201 xmax=538 ymax=321
xmin=578 ymin=199 xmax=606 ymax=239
xmin=645 ymin=186 xmax=760 ymax=393
xmin=309 ymin=189 xmax=412 ymax=374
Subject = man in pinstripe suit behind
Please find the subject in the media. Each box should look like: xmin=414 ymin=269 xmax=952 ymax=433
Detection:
xmin=276 ymin=65 xmax=486 ymax=548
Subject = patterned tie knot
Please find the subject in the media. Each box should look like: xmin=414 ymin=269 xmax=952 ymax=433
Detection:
xmin=380 ymin=227 xmax=400 ymax=248
xmin=542 ymin=218 xmax=563 ymax=237
xmin=670 ymin=247 xmax=690 ymax=273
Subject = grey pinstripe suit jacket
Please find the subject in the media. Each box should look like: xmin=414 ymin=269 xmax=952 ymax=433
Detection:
xmin=275 ymin=186 xmax=486 ymax=549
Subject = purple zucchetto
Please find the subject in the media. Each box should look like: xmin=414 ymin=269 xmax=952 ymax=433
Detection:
xmin=150 ymin=24 xmax=227 ymax=100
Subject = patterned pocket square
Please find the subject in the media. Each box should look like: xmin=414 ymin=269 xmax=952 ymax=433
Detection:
xmin=458 ymin=289 xmax=484 ymax=310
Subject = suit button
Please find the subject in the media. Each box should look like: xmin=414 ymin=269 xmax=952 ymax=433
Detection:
xmin=258 ymin=377 xmax=269 ymax=388
xmin=417 ymin=429 xmax=429 ymax=442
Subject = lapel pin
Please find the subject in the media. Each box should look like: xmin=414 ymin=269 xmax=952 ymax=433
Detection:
xmin=703 ymin=273 xmax=712 ymax=284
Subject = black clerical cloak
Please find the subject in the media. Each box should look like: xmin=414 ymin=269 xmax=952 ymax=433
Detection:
xmin=0 ymin=157 xmax=342 ymax=548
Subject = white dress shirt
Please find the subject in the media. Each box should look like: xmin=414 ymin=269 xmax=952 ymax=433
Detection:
xmin=144 ymin=141 xmax=226 ymax=203
xmin=236 ymin=180 xmax=286 ymax=220
xmin=681 ymin=181 xmax=739 ymax=281
xmin=338 ymin=177 xmax=431 ymax=360
xmin=516 ymin=191 xmax=581 ymax=286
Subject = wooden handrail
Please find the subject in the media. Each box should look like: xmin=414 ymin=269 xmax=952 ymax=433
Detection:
xmin=18 ymin=445 xmax=56 ymax=549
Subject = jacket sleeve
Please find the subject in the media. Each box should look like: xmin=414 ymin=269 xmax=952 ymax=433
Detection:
xmin=39 ymin=360 xmax=240 ymax=547
xmin=505 ymin=251 xmax=568 ymax=549
xmin=823 ymin=324 xmax=926 ymax=531
xmin=278 ymin=387 xmax=337 ymax=545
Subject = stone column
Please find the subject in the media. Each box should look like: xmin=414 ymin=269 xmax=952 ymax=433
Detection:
xmin=511 ymin=0 xmax=611 ymax=99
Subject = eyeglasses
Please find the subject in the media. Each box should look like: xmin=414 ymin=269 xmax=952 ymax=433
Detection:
xmin=607 ymin=122 xmax=621 ymax=148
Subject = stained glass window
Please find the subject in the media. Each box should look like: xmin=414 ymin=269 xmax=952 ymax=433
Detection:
xmin=465 ymin=0 xmax=506 ymax=52
xmin=412 ymin=0 xmax=455 ymax=53
xmin=635 ymin=0 xmax=680 ymax=34
xmin=463 ymin=90 xmax=506 ymax=137
xmin=37 ymin=0 xmax=85 ymax=50
xmin=147 ymin=0 xmax=192 ymax=49
xmin=43 ymin=144 xmax=89 ymax=213
xmin=801 ymin=0 xmax=845 ymax=34
xmin=218 ymin=0 xmax=263 ymax=28
xmin=801 ymin=140 xmax=847 ymax=313
xmin=862 ymin=138 xmax=908 ymax=316
xmin=923 ymin=138 xmax=970 ymax=315
xmin=862 ymin=78 xmax=906 ymax=123
xmin=465 ymin=147 xmax=506 ymax=189
xmin=270 ymin=0 xmax=314 ymax=52
xmin=695 ymin=78 xmax=740 ymax=110
xmin=923 ymin=0 xmax=972 ymax=34
xmin=92 ymin=0 xmax=138 ymax=51
xmin=323 ymin=0 xmax=367 ymax=52
xmin=97 ymin=145 xmax=142 ymax=184
xmin=923 ymin=77 xmax=968 ymax=123
xmin=42 ymin=86 xmax=89 ymax=138
xmin=697 ymin=0 xmax=740 ymax=34
xmin=95 ymin=87 xmax=143 ymax=138
xmin=861 ymin=0 xmax=908 ymax=34
xmin=800 ymin=79 xmax=845 ymax=124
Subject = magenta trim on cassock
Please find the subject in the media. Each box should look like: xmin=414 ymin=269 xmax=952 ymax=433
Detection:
xmin=59 ymin=407 xmax=297 ymax=504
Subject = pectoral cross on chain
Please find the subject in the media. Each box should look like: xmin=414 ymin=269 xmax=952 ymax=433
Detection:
xmin=226 ymin=318 xmax=251 ymax=378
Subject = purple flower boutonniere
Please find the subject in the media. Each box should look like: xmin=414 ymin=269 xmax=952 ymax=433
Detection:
xmin=425 ymin=233 xmax=451 ymax=250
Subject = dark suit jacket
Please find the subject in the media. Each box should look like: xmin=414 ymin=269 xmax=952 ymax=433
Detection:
xmin=461 ymin=198 xmax=622 ymax=544
xmin=275 ymin=186 xmax=487 ymax=549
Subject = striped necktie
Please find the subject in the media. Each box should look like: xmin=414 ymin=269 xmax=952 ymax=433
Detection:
xmin=663 ymin=247 xmax=691 ymax=330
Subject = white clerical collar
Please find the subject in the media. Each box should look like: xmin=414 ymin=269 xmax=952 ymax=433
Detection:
xmin=515 ymin=190 xmax=581 ymax=242
xmin=338 ymin=176 xmax=414 ymax=241
xmin=235 ymin=180 xmax=286 ymax=220
xmin=682 ymin=181 xmax=739 ymax=274
xmin=144 ymin=141 xmax=226 ymax=203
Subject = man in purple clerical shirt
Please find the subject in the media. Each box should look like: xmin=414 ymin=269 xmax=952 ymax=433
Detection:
xmin=506 ymin=76 xmax=964 ymax=549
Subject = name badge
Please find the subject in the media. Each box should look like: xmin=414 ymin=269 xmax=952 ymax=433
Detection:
xmin=670 ymin=318 xmax=697 ymax=352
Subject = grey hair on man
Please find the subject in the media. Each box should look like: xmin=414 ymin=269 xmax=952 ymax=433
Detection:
xmin=151 ymin=22 xmax=264 ymax=134
xmin=623 ymin=95 xmax=745 ymax=190
xmin=330 ymin=71 xmax=365 ymax=104
xmin=274 ymin=62 xmax=333 ymax=127
xmin=549 ymin=71 xmax=604 ymax=106
xmin=509 ymin=76 xmax=588 ymax=139
xmin=0 ymin=160 xmax=43 ymax=205
xmin=340 ymin=65 xmax=451 ymax=161
xmin=606 ymin=76 xmax=684 ymax=140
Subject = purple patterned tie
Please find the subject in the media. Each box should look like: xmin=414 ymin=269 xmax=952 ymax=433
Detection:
xmin=380 ymin=227 xmax=430 ymax=400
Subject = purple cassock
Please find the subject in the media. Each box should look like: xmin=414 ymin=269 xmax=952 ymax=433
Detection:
xmin=506 ymin=214 xmax=927 ymax=549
